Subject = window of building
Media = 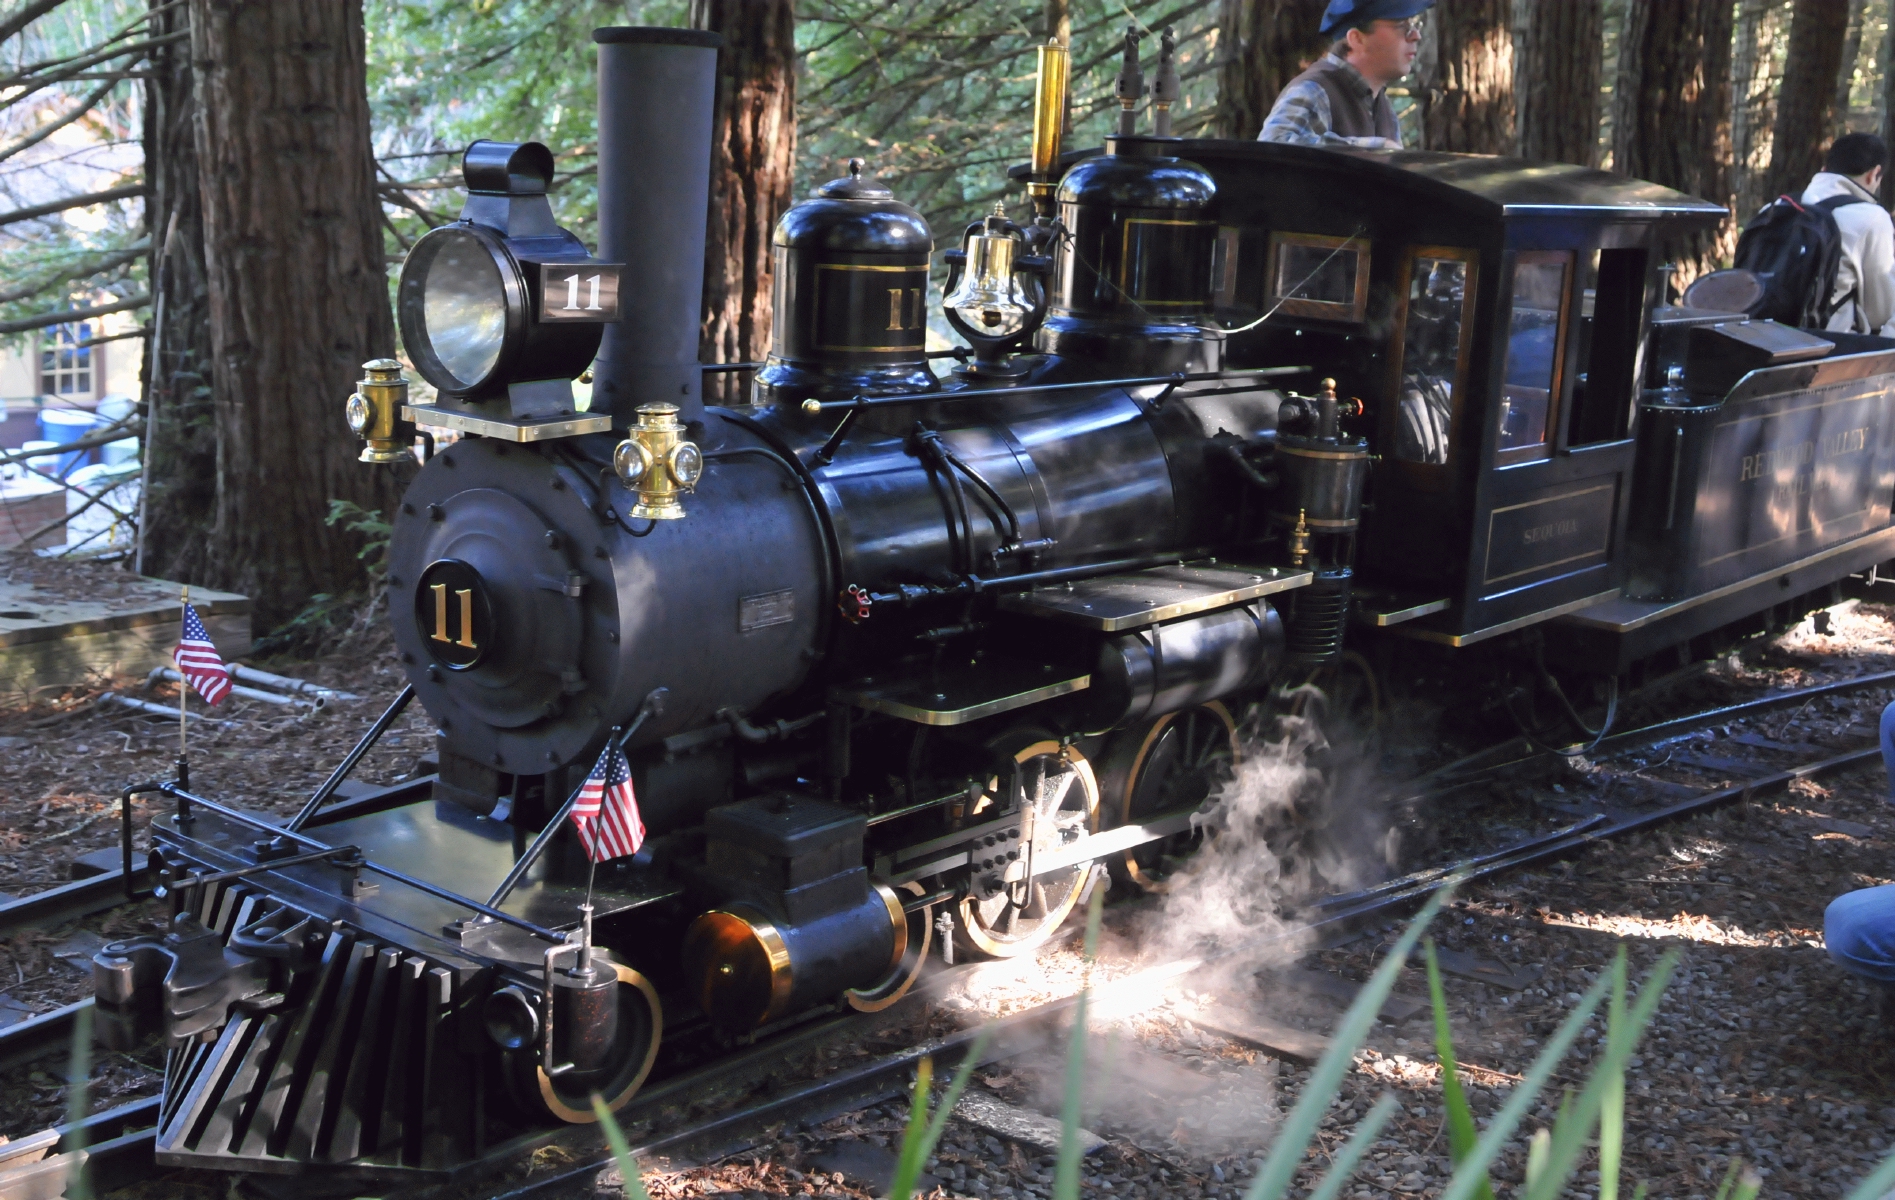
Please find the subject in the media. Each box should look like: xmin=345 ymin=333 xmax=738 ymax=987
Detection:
xmin=39 ymin=322 xmax=96 ymax=398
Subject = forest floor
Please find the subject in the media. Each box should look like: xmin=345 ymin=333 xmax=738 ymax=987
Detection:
xmin=0 ymin=552 xmax=1893 ymax=1198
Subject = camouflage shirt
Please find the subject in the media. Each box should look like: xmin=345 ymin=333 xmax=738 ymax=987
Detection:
xmin=1259 ymin=54 xmax=1403 ymax=150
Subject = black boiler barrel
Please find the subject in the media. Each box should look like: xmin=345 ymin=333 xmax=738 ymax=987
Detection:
xmin=592 ymin=27 xmax=721 ymax=427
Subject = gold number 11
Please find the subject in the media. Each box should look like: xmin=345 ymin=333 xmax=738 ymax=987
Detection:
xmin=428 ymin=583 xmax=478 ymax=649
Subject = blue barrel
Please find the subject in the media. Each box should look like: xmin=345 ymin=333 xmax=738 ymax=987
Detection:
xmin=37 ymin=408 xmax=102 ymax=479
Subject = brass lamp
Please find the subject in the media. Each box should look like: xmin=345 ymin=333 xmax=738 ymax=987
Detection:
xmin=613 ymin=403 xmax=702 ymax=520
xmin=345 ymin=359 xmax=411 ymax=464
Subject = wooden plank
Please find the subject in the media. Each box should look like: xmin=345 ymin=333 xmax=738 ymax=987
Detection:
xmin=1192 ymin=1007 xmax=1331 ymax=1065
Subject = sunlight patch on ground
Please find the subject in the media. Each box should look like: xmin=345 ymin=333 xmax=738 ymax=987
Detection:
xmin=1535 ymin=906 xmax=1818 ymax=950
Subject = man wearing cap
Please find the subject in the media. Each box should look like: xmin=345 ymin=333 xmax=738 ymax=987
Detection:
xmin=1259 ymin=0 xmax=1433 ymax=149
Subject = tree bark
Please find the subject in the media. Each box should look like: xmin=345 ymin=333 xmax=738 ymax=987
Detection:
xmin=136 ymin=0 xmax=215 ymax=581
xmin=1613 ymin=0 xmax=1736 ymax=288
xmin=691 ymin=0 xmax=796 ymax=405
xmin=1730 ymin=0 xmax=1789 ymax=223
xmin=1763 ymin=0 xmax=1852 ymax=201
xmin=1832 ymin=0 xmax=1870 ymax=137
xmin=1213 ymin=0 xmax=1329 ymax=141
xmin=186 ymin=0 xmax=401 ymax=627
xmin=1881 ymin=0 xmax=1895 ymax=207
xmin=1514 ymin=0 xmax=1601 ymax=165
xmin=1413 ymin=0 xmax=1513 ymax=154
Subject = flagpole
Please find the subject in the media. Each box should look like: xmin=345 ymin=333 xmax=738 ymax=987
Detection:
xmin=176 ymin=584 xmax=188 ymax=781
xmin=580 ymin=857 xmax=597 ymax=970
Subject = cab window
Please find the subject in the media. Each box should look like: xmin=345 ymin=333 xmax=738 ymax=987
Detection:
xmin=1392 ymin=248 xmax=1477 ymax=466
xmin=1497 ymin=251 xmax=1573 ymax=462
xmin=1266 ymin=231 xmax=1369 ymax=323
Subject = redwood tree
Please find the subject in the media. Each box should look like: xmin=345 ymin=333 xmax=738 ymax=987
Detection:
xmin=186 ymin=0 xmax=401 ymax=626
xmin=1763 ymin=0 xmax=1852 ymax=201
xmin=691 ymin=0 xmax=796 ymax=404
xmin=136 ymin=0 xmax=215 ymax=580
xmin=1612 ymin=0 xmax=1736 ymax=287
xmin=1514 ymin=0 xmax=1601 ymax=165
xmin=1413 ymin=0 xmax=1512 ymax=154
xmin=1213 ymin=0 xmax=1328 ymax=141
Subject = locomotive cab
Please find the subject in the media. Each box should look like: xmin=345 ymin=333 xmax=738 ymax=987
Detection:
xmin=1190 ymin=144 xmax=1726 ymax=643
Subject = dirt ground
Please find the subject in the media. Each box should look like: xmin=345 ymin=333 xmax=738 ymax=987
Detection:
xmin=3 ymin=553 xmax=1895 ymax=1199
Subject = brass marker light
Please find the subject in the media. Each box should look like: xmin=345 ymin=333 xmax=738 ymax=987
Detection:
xmin=346 ymin=359 xmax=411 ymax=464
xmin=613 ymin=402 xmax=702 ymax=520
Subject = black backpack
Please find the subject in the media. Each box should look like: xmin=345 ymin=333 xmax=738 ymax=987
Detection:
xmin=1733 ymin=192 xmax=1869 ymax=329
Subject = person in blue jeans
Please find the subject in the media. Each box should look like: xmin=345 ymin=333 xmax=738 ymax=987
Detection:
xmin=1820 ymin=701 xmax=1895 ymax=998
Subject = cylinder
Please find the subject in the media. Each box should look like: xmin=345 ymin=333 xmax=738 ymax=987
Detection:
xmin=681 ymin=885 xmax=905 ymax=1031
xmin=1271 ymin=434 xmax=1371 ymax=532
xmin=1089 ymin=602 xmax=1283 ymax=729
xmin=552 ymin=963 xmax=620 ymax=1074
xmin=592 ymin=27 xmax=721 ymax=427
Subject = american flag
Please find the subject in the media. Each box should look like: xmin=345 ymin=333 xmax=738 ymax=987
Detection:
xmin=569 ymin=742 xmax=645 ymax=863
xmin=174 ymin=602 xmax=231 ymax=706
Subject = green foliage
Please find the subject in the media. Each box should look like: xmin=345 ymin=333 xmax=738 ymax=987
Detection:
xmin=324 ymin=498 xmax=393 ymax=578
xmin=0 ymin=0 xmax=149 ymax=354
xmin=589 ymin=1092 xmax=654 ymax=1200
xmin=799 ymin=1 xmax=1221 ymax=251
xmin=1423 ymin=941 xmax=1494 ymax=1200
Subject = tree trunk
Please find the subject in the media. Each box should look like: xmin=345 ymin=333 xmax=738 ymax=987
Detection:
xmin=1213 ymin=0 xmax=1329 ymax=141
xmin=1613 ymin=0 xmax=1736 ymax=289
xmin=1832 ymin=0 xmax=1870 ymax=137
xmin=691 ymin=0 xmax=795 ymax=405
xmin=136 ymin=0 xmax=215 ymax=581
xmin=1730 ymin=0 xmax=1789 ymax=223
xmin=186 ymin=0 xmax=401 ymax=628
xmin=1763 ymin=0 xmax=1852 ymax=201
xmin=1514 ymin=0 xmax=1602 ymax=165
xmin=1881 ymin=0 xmax=1895 ymax=207
xmin=1414 ymin=0 xmax=1514 ymax=153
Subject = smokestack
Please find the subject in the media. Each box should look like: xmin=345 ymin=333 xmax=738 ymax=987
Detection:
xmin=592 ymin=27 xmax=721 ymax=427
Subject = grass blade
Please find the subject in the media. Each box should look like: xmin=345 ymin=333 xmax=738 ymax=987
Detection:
xmin=590 ymin=1093 xmax=653 ymax=1200
xmin=1423 ymin=941 xmax=1493 ymax=1200
xmin=1599 ymin=951 xmax=1629 ymax=1200
xmin=1301 ymin=1092 xmax=1399 ymax=1200
xmin=1434 ymin=962 xmax=1616 ymax=1200
xmin=889 ymin=1029 xmax=994 ymax=1200
xmin=63 ymin=1003 xmax=92 ymax=1200
xmin=1843 ymin=1149 xmax=1895 ymax=1200
xmin=1520 ymin=950 xmax=1676 ymax=1200
xmin=1055 ymin=888 xmax=1107 ymax=1200
xmin=1245 ymin=885 xmax=1455 ymax=1200
xmin=1524 ymin=1128 xmax=1550 ymax=1191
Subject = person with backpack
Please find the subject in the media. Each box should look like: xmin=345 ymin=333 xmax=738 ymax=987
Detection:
xmin=1734 ymin=133 xmax=1895 ymax=333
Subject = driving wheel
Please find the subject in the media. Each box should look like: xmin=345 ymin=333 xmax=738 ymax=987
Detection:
xmin=1103 ymin=702 xmax=1238 ymax=893
xmin=956 ymin=738 xmax=1099 ymax=958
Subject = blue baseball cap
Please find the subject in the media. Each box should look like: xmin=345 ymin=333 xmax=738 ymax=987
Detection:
xmin=1319 ymin=0 xmax=1436 ymax=36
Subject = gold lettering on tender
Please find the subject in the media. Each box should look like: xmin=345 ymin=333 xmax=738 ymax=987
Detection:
xmin=888 ymin=288 xmax=905 ymax=331
xmin=909 ymin=287 xmax=923 ymax=329
xmin=1741 ymin=439 xmax=1816 ymax=482
xmin=1522 ymin=518 xmax=1580 ymax=545
xmin=455 ymin=589 xmax=477 ymax=649
xmin=1821 ymin=427 xmax=1871 ymax=458
xmin=429 ymin=583 xmax=450 ymax=644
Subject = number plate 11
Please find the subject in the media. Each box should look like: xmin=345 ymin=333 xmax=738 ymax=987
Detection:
xmin=538 ymin=262 xmax=624 ymax=322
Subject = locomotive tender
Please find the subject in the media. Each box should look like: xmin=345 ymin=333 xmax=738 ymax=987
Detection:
xmin=92 ymin=24 xmax=1895 ymax=1181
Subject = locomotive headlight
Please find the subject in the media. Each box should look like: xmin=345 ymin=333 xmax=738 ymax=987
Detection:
xmin=399 ymin=226 xmax=513 ymax=393
xmin=393 ymin=141 xmax=622 ymax=415
xmin=613 ymin=403 xmax=699 ymax=521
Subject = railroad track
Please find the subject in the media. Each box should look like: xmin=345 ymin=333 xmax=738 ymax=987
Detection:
xmin=2 ymin=669 xmax=1890 ymax=1197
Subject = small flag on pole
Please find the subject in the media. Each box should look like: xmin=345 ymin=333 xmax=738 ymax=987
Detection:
xmin=569 ymin=741 xmax=646 ymax=863
xmin=174 ymin=602 xmax=231 ymax=706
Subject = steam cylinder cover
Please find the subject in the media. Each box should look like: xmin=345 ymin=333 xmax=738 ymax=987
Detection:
xmin=756 ymin=162 xmax=936 ymax=409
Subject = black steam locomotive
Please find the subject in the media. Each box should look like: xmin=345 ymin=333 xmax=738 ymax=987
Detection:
xmin=91 ymin=24 xmax=1895 ymax=1181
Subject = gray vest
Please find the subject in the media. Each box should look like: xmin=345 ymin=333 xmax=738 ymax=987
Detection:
xmin=1288 ymin=57 xmax=1400 ymax=143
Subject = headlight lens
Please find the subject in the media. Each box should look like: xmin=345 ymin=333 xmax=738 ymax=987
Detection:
xmin=668 ymin=442 xmax=704 ymax=488
xmin=398 ymin=227 xmax=512 ymax=393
